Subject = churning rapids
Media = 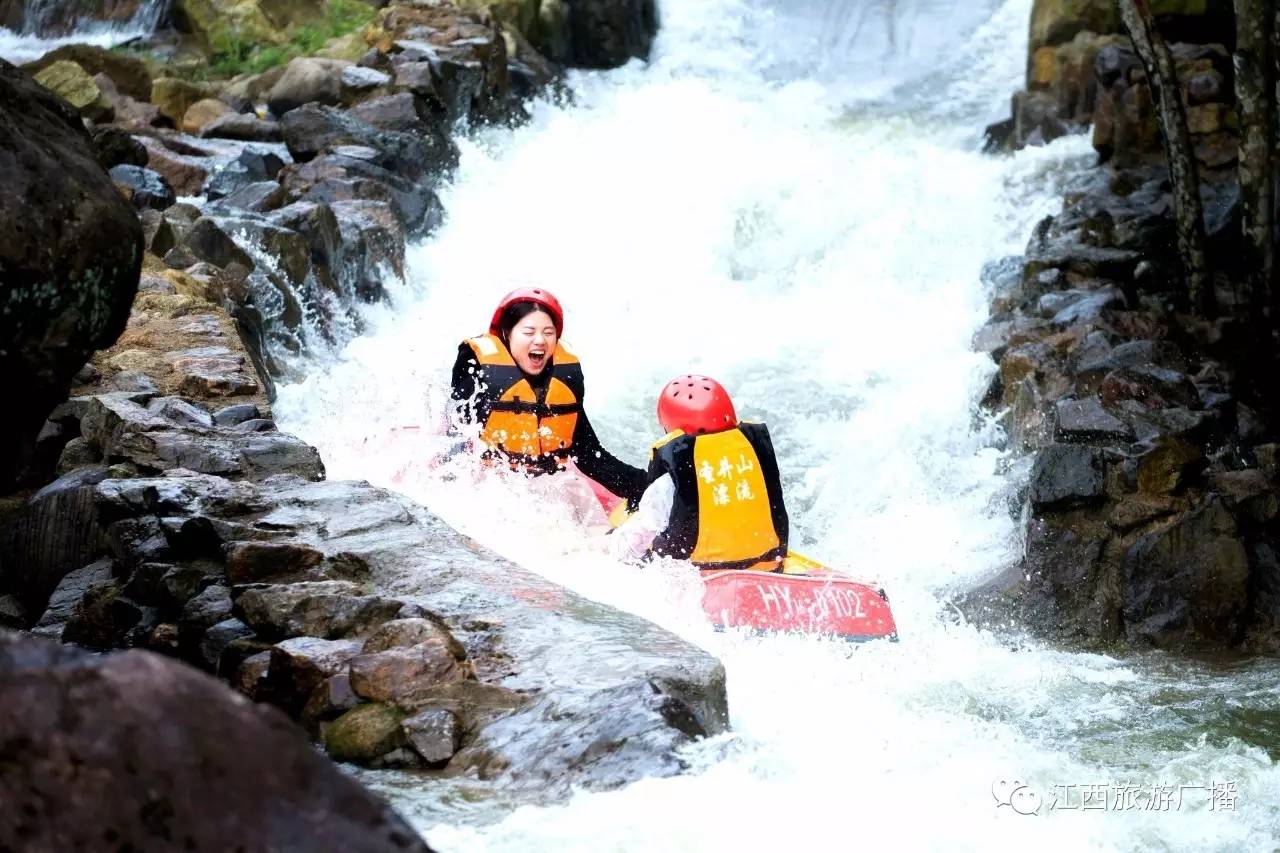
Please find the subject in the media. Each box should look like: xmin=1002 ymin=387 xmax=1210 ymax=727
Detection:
xmin=270 ymin=0 xmax=1280 ymax=849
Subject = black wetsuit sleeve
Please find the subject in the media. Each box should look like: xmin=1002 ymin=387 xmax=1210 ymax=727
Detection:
xmin=449 ymin=343 xmax=486 ymax=429
xmin=743 ymin=422 xmax=789 ymax=552
xmin=572 ymin=411 xmax=648 ymax=505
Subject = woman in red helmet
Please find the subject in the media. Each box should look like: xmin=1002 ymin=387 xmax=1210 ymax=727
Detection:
xmin=448 ymin=287 xmax=648 ymax=505
xmin=610 ymin=375 xmax=789 ymax=572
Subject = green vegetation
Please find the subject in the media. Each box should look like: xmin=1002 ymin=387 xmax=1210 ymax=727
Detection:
xmin=209 ymin=0 xmax=376 ymax=77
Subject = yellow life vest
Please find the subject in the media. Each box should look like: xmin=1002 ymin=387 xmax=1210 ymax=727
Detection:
xmin=463 ymin=333 xmax=583 ymax=465
xmin=647 ymin=423 xmax=787 ymax=572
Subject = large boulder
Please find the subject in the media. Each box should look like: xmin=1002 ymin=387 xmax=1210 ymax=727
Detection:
xmin=31 ymin=60 xmax=114 ymax=121
xmin=1123 ymin=499 xmax=1250 ymax=649
xmin=279 ymin=103 xmax=456 ymax=180
xmin=564 ymin=0 xmax=658 ymax=68
xmin=267 ymin=57 xmax=352 ymax=116
xmin=0 ymin=631 xmax=432 ymax=851
xmin=0 ymin=61 xmax=141 ymax=490
xmin=22 ymin=44 xmax=152 ymax=100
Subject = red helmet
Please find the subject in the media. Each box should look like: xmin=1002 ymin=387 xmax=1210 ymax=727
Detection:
xmin=489 ymin=287 xmax=564 ymax=337
xmin=658 ymin=375 xmax=737 ymax=435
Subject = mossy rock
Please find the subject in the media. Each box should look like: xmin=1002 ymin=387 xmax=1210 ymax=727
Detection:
xmin=178 ymin=0 xmax=288 ymax=52
xmin=324 ymin=702 xmax=406 ymax=763
xmin=22 ymin=44 xmax=153 ymax=101
xmin=454 ymin=0 xmax=538 ymax=36
xmin=151 ymin=77 xmax=219 ymax=125
xmin=33 ymin=60 xmax=113 ymax=121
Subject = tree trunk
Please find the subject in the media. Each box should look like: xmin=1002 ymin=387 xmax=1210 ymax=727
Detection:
xmin=1235 ymin=0 xmax=1274 ymax=319
xmin=1116 ymin=0 xmax=1213 ymax=312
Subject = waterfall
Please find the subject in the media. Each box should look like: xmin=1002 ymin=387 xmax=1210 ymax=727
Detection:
xmin=272 ymin=0 xmax=1280 ymax=846
xmin=0 ymin=0 xmax=168 ymax=63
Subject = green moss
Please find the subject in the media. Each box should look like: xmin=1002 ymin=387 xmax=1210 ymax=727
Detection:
xmin=208 ymin=0 xmax=376 ymax=77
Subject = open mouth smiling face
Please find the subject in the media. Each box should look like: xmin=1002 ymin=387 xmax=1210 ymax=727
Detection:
xmin=508 ymin=309 xmax=558 ymax=375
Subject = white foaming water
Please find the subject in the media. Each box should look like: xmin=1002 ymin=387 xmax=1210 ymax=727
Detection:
xmin=0 ymin=0 xmax=167 ymax=64
xmin=276 ymin=0 xmax=1280 ymax=848
xmin=0 ymin=24 xmax=149 ymax=63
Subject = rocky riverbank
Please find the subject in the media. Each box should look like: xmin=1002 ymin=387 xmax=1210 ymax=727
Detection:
xmin=963 ymin=0 xmax=1280 ymax=654
xmin=1 ymin=1 xmax=727 ymax=845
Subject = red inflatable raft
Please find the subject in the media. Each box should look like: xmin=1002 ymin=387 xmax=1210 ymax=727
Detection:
xmin=701 ymin=560 xmax=897 ymax=642
xmin=591 ymin=471 xmax=898 ymax=642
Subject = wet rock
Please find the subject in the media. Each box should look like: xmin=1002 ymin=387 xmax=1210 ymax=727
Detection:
xmin=363 ymin=617 xmax=466 ymax=660
xmin=180 ymin=584 xmax=234 ymax=641
xmin=1099 ymin=365 xmax=1199 ymax=410
xmin=183 ymin=217 xmax=256 ymax=270
xmin=0 ymin=62 xmax=141 ymax=490
xmin=200 ymin=617 xmax=256 ymax=671
xmin=342 ymin=65 xmax=392 ymax=101
xmin=62 ymin=579 xmax=143 ymax=650
xmin=267 ymin=636 xmax=364 ymax=714
xmin=105 ymin=516 xmax=172 ymax=568
xmin=149 ymin=396 xmax=214 ymax=429
xmin=213 ymin=403 xmax=261 ymax=426
xmin=22 ymin=44 xmax=151 ymax=100
xmin=31 ymin=557 xmax=115 ymax=639
xmin=280 ymin=150 xmax=440 ymax=234
xmin=1256 ymin=444 xmax=1278 ymax=481
xmin=121 ymin=560 xmax=175 ymax=604
xmin=0 ymin=632 xmax=432 ymax=851
xmin=563 ymin=0 xmax=658 ymax=68
xmin=210 ymin=180 xmax=287 ymax=213
xmin=325 ymin=702 xmax=408 ymax=764
xmin=1008 ymin=375 xmax=1050 ymax=451
xmin=1207 ymin=470 xmax=1278 ymax=524
xmin=1048 ymin=285 xmax=1125 ymax=325
xmin=1124 ymin=500 xmax=1249 ymax=650
xmin=235 ymin=581 xmax=401 ymax=640
xmin=150 ymin=77 xmax=217 ymax=126
xmin=1074 ymin=339 xmax=1187 ymax=383
xmin=32 ymin=59 xmax=113 ymax=121
xmin=1054 ymin=396 xmax=1133 ymax=443
xmin=1120 ymin=405 xmax=1215 ymax=444
xmin=160 ymin=564 xmax=215 ymax=608
xmin=302 ymin=672 xmax=360 ymax=734
xmin=348 ymin=642 xmax=465 ymax=706
xmin=402 ymin=708 xmax=460 ymax=766
xmin=199 ymin=112 xmax=283 ymax=142
xmin=331 ymin=199 xmax=406 ymax=299
xmin=204 ymin=150 xmax=286 ymax=202
xmin=1000 ymin=343 xmax=1053 ymax=403
xmin=233 ymin=418 xmax=278 ymax=433
xmin=280 ymin=102 xmax=456 ymax=181
xmin=1025 ymin=241 xmax=1141 ymax=282
xmin=1108 ymin=494 xmax=1183 ymax=533
xmin=0 ymin=595 xmax=26 ymax=629
xmin=1135 ymin=436 xmax=1205 ymax=496
xmin=137 ymin=135 xmax=210 ymax=197
xmin=347 ymin=91 xmax=433 ymax=134
xmin=225 ymin=540 xmax=325 ymax=584
xmin=2 ymin=466 xmax=109 ymax=613
xmin=181 ymin=97 xmax=234 ymax=135
xmin=234 ymin=649 xmax=273 ymax=698
xmin=1028 ymin=444 xmax=1105 ymax=510
xmin=91 ymin=125 xmax=147 ymax=168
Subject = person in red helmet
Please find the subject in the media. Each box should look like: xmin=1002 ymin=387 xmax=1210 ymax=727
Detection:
xmin=610 ymin=375 xmax=789 ymax=572
xmin=447 ymin=287 xmax=648 ymax=506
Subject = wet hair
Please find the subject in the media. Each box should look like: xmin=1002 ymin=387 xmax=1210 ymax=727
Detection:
xmin=498 ymin=301 xmax=557 ymax=344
